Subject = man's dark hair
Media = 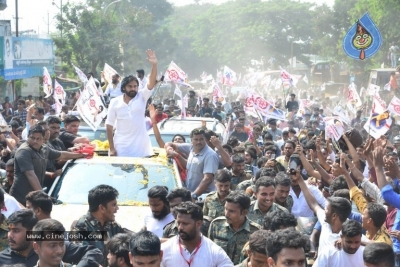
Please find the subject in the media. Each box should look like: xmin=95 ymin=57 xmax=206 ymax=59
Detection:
xmin=28 ymin=124 xmax=46 ymax=137
xmin=288 ymin=128 xmax=297 ymax=134
xmin=166 ymin=188 xmax=191 ymax=202
xmin=255 ymin=176 xmax=276 ymax=192
xmin=256 ymin=168 xmax=276 ymax=180
xmin=36 ymin=107 xmax=45 ymax=115
xmin=17 ymin=99 xmax=25 ymax=106
xmin=190 ymin=128 xmax=205 ymax=138
xmin=88 ymin=185 xmax=119 ymax=212
xmin=249 ymin=230 xmax=269 ymax=255
xmin=36 ymin=121 xmax=47 ymax=128
xmin=136 ymin=69 xmax=145 ymax=76
xmin=8 ymin=209 xmax=38 ymax=230
xmin=263 ymin=132 xmax=274 ymax=141
xmin=232 ymin=154 xmax=245 ymax=164
xmin=367 ymin=202 xmax=387 ymax=229
xmin=329 ymin=175 xmax=349 ymax=194
xmin=327 ymin=197 xmax=352 ymax=223
xmin=227 ymin=136 xmax=239 ymax=147
xmin=5 ymin=158 xmax=13 ymax=167
xmin=121 ymin=75 xmax=139 ymax=93
xmin=332 ymin=189 xmax=350 ymax=201
xmin=275 ymin=172 xmax=291 ymax=187
xmin=284 ymin=140 xmax=296 ymax=149
xmin=225 ymin=191 xmax=251 ymax=211
xmin=64 ymin=115 xmax=80 ymax=125
xmin=32 ymin=218 xmax=65 ymax=245
xmin=10 ymin=120 xmax=20 ymax=128
xmin=266 ymin=228 xmax=308 ymax=262
xmin=341 ymin=220 xmax=362 ymax=238
xmin=45 ymin=116 xmax=62 ymax=125
xmin=305 ymin=139 xmax=316 ymax=151
xmin=203 ymin=97 xmax=209 ymax=102
xmin=264 ymin=145 xmax=277 ymax=154
xmin=32 ymin=219 xmax=65 ymax=243
xmin=263 ymin=210 xmax=297 ymax=232
xmin=233 ymin=146 xmax=245 ymax=155
xmin=257 ymin=156 xmax=268 ymax=168
xmin=107 ymin=233 xmax=133 ymax=267
xmin=246 ymin=147 xmax=257 ymax=160
xmin=174 ymin=201 xmax=203 ymax=221
xmin=204 ymin=129 xmax=218 ymax=139
xmin=25 ymin=191 xmax=52 ymax=215
xmin=148 ymin=186 xmax=168 ymax=204
xmin=222 ymin=144 xmax=233 ymax=154
xmin=129 ymin=230 xmax=160 ymax=256
xmin=363 ymin=242 xmax=395 ymax=267
xmin=214 ymin=169 xmax=232 ymax=183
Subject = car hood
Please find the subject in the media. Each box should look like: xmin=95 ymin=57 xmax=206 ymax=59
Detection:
xmin=51 ymin=204 xmax=149 ymax=232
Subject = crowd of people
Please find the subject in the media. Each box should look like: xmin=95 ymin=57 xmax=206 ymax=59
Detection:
xmin=0 ymin=47 xmax=398 ymax=267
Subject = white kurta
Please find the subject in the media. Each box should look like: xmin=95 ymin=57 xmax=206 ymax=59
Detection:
xmin=105 ymin=86 xmax=153 ymax=157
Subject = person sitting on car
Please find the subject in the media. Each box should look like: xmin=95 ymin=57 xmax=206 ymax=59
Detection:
xmin=58 ymin=115 xmax=90 ymax=150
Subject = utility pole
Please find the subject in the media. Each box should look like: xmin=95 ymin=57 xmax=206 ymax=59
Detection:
xmin=47 ymin=12 xmax=49 ymax=34
xmin=15 ymin=0 xmax=18 ymax=36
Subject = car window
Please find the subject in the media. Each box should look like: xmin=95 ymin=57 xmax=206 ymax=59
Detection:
xmin=51 ymin=162 xmax=178 ymax=205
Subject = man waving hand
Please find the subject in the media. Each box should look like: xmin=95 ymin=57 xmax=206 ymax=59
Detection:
xmin=106 ymin=50 xmax=157 ymax=157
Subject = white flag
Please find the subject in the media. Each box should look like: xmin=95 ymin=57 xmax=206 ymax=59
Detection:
xmin=43 ymin=67 xmax=53 ymax=98
xmin=303 ymin=75 xmax=309 ymax=84
xmin=222 ymin=66 xmax=237 ymax=86
xmin=76 ymin=77 xmax=108 ymax=131
xmin=174 ymin=85 xmax=182 ymax=99
xmin=53 ymin=80 xmax=67 ymax=105
xmin=363 ymin=110 xmax=392 ymax=139
xmin=103 ymin=63 xmax=119 ymax=84
xmin=346 ymin=83 xmax=362 ymax=115
xmin=389 ymin=96 xmax=400 ymax=116
xmin=73 ymin=64 xmax=88 ymax=84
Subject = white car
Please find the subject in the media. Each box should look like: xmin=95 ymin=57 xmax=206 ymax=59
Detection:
xmin=49 ymin=154 xmax=182 ymax=232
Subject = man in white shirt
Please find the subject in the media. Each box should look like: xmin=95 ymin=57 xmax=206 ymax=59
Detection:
xmin=106 ymin=50 xmax=157 ymax=157
xmin=143 ymin=186 xmax=174 ymax=238
xmin=289 ymin=176 xmax=326 ymax=218
xmin=103 ymin=74 xmax=122 ymax=99
xmin=137 ymin=69 xmax=148 ymax=91
xmin=161 ymin=202 xmax=233 ymax=267
xmin=313 ymin=220 xmax=364 ymax=267
xmin=290 ymin=169 xmax=352 ymax=255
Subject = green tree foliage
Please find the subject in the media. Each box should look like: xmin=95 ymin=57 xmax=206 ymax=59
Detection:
xmin=53 ymin=0 xmax=173 ymax=76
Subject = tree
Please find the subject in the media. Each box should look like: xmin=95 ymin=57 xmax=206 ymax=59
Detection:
xmin=53 ymin=0 xmax=174 ymax=77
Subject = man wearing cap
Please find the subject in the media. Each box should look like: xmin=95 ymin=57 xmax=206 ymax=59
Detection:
xmin=137 ymin=69 xmax=148 ymax=91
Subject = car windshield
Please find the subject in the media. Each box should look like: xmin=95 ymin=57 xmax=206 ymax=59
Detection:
xmin=78 ymin=128 xmax=107 ymax=141
xmin=51 ymin=161 xmax=178 ymax=205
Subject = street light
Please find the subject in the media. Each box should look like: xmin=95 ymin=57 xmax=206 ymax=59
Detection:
xmin=52 ymin=0 xmax=62 ymax=38
xmin=277 ymin=16 xmax=294 ymax=72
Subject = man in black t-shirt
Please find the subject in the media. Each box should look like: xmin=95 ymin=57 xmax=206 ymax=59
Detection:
xmin=285 ymin=93 xmax=299 ymax=112
xmin=198 ymin=97 xmax=213 ymax=117
xmin=58 ymin=115 xmax=90 ymax=149
xmin=230 ymin=123 xmax=249 ymax=142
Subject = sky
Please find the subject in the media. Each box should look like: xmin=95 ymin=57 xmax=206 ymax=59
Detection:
xmin=0 ymin=0 xmax=335 ymax=35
